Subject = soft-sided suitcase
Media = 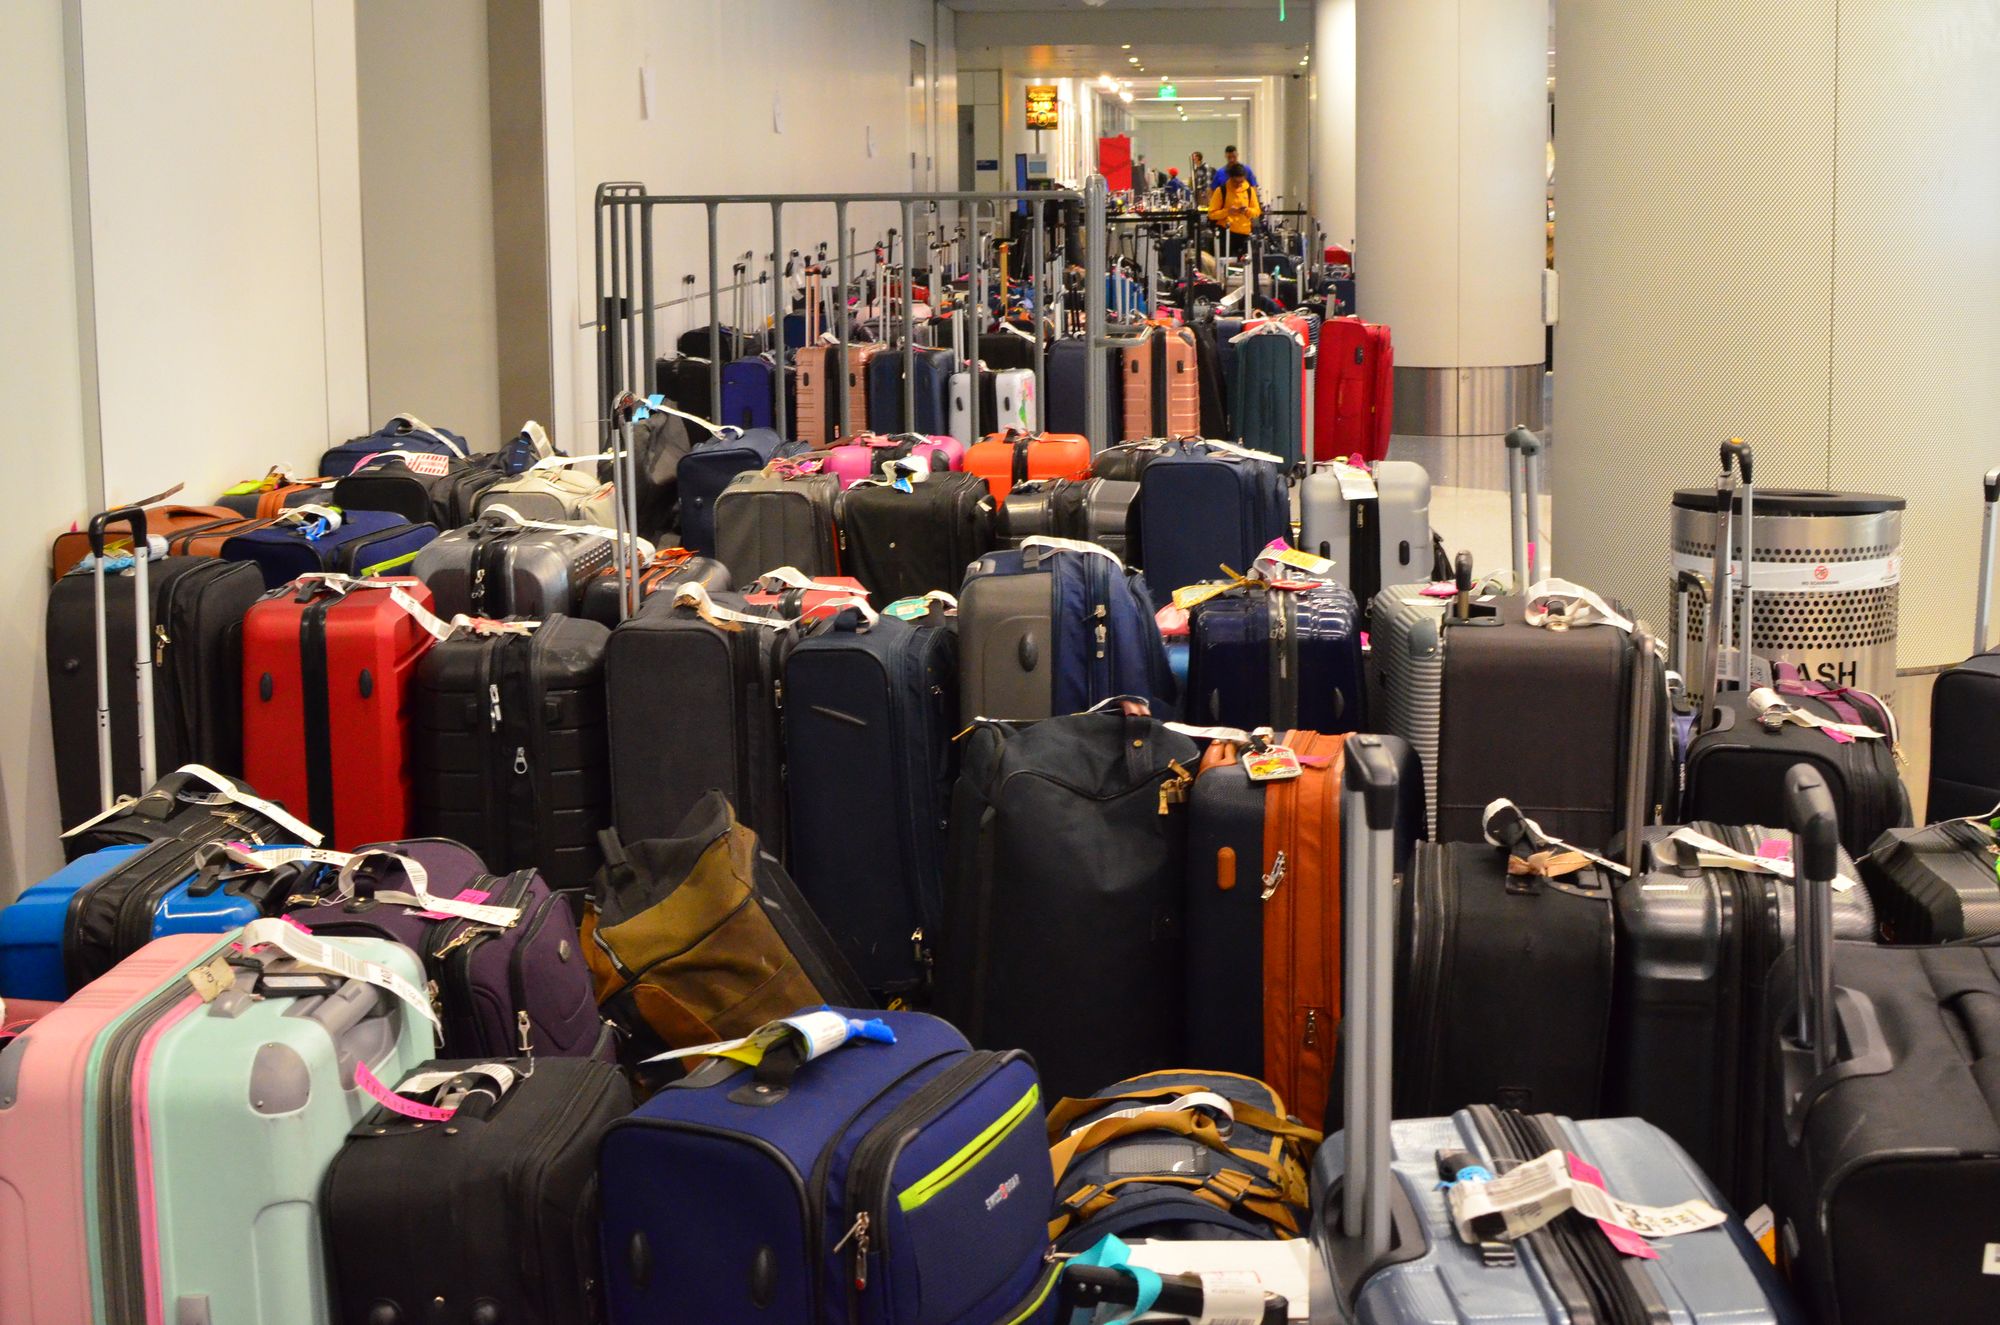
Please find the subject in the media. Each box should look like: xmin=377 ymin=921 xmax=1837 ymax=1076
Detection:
xmin=596 ymin=1009 xmax=1057 ymax=1325
xmin=965 ymin=430 xmax=1092 ymax=503
xmin=1860 ymin=815 xmax=2000 ymax=942
xmin=1183 ymin=579 xmax=1366 ymax=732
xmin=821 ymin=434 xmax=956 ymax=489
xmin=941 ymin=711 xmax=1199 ymax=1097
xmin=163 ymin=513 xmax=277 ymax=559
xmin=1135 ymin=440 xmax=1291 ymax=612
xmin=279 ymin=839 xmax=602 ymax=1058
xmin=783 ymin=608 xmax=957 ymax=996
xmin=1046 ymin=338 xmax=1124 ymax=441
xmin=1925 ymin=471 xmax=2000 ymax=819
xmin=49 ymin=503 xmax=241 ymax=579
xmin=579 ymin=546 xmax=733 ymax=625
xmin=411 ymin=615 xmax=613 ymax=892
xmin=475 ymin=462 xmax=617 ymax=525
xmin=743 ymin=571 xmax=870 ymax=621
xmin=242 ymin=576 xmax=436 ymax=849
xmin=678 ymin=426 xmax=786 ymax=555
xmin=413 ymin=514 xmax=625 ymax=620
xmin=1120 ymin=325 xmax=1200 ymax=440
xmin=322 ymin=1056 xmax=631 ymax=1325
xmin=979 ymin=329 xmax=1037 ymax=371
xmin=957 ymin=539 xmax=1176 ymax=721
xmin=220 ymin=506 xmax=439 ymax=590
xmin=605 ymin=584 xmax=801 ymax=845
xmin=1300 ymin=460 xmax=1437 ymax=605
xmin=331 ymin=452 xmax=504 ymax=529
xmin=1311 ymin=317 xmax=1394 ymax=463
xmin=1229 ymin=322 xmax=1306 ymax=463
xmin=837 ymin=471 xmax=995 ymax=604
xmin=655 ymin=354 xmax=717 ymax=422
xmin=1765 ymin=766 xmax=2000 ymax=1325
xmin=1313 ymin=735 xmax=1798 ymax=1325
xmin=216 ymin=473 xmax=338 ymax=520
xmin=46 ymin=553 xmax=263 ymax=833
xmin=319 ymin=413 xmax=473 ymax=477
xmin=719 ymin=353 xmax=779 ymax=431
xmin=714 ymin=467 xmax=843 ymax=579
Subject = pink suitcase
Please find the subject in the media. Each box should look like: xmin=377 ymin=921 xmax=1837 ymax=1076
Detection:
xmin=0 ymin=934 xmax=223 ymax=1325
xmin=820 ymin=434 xmax=962 ymax=489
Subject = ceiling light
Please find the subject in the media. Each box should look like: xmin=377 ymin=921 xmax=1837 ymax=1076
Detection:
xmin=1098 ymin=73 xmax=1116 ymax=89
xmin=1119 ymin=90 xmax=1133 ymax=103
xmin=1121 ymin=44 xmax=1132 ymax=50
xmin=1127 ymin=56 xmax=1139 ymax=63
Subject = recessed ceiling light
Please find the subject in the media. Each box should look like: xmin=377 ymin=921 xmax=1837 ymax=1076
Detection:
xmin=1121 ymin=44 xmax=1132 ymax=50
xmin=1127 ymin=56 xmax=1139 ymax=63
xmin=1119 ymin=90 xmax=1133 ymax=103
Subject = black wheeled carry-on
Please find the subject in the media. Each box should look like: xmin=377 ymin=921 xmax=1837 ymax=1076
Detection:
xmin=1859 ymin=814 xmax=2000 ymax=942
xmin=1925 ymin=464 xmax=2000 ymax=820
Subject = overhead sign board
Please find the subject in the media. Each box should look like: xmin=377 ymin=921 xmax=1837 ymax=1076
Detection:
xmin=1158 ymin=84 xmax=1178 ymax=100
xmin=1026 ymin=84 xmax=1060 ymax=131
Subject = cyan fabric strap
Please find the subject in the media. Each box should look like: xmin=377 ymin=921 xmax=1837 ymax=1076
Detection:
xmin=1070 ymin=1235 xmax=1162 ymax=1324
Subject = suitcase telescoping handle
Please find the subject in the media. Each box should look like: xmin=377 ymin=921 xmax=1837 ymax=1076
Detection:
xmin=1622 ymin=628 xmax=1661 ymax=871
xmin=87 ymin=503 xmax=157 ymax=808
xmin=1976 ymin=466 xmax=2000 ymax=653
xmin=1708 ymin=439 xmax=1756 ymax=704
xmin=1504 ymin=425 xmax=1542 ymax=589
xmin=1786 ymin=763 xmax=1841 ymax=1076
xmin=1339 ymin=734 xmax=1408 ymax=1267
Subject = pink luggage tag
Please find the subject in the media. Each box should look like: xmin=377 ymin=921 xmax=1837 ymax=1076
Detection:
xmin=1566 ymin=1154 xmax=1659 ymax=1260
xmin=355 ymin=1060 xmax=458 ymax=1122
xmin=1755 ymin=838 xmax=1792 ymax=864
xmin=416 ymin=887 xmax=487 ymax=923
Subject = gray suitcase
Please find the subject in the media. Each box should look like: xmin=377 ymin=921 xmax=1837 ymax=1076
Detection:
xmin=1312 ymin=736 xmax=1800 ymax=1324
xmin=958 ymin=564 xmax=1054 ymax=721
xmin=413 ymin=516 xmax=617 ymax=618
xmin=1366 ymin=584 xmax=1447 ymax=837
xmin=713 ymin=471 xmax=841 ymax=580
xmin=993 ymin=478 xmax=1139 ymax=562
xmin=1301 ymin=460 xmax=1435 ymax=604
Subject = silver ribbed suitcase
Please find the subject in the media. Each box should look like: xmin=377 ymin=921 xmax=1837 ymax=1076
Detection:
xmin=413 ymin=519 xmax=615 ymax=618
xmin=1367 ymin=584 xmax=1447 ymax=837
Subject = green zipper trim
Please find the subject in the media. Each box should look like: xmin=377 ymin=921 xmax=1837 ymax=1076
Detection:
xmin=359 ymin=548 xmax=420 ymax=576
xmin=896 ymin=1082 xmax=1039 ymax=1212
xmin=999 ymin=1261 xmax=1063 ymax=1325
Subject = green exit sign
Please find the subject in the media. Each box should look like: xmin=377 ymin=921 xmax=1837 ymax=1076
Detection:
xmin=1158 ymin=84 xmax=1178 ymax=100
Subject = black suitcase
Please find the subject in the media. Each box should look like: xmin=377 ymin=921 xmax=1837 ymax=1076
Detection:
xmin=1924 ymin=471 xmax=2000 ymax=819
xmin=655 ymin=353 xmax=716 ymax=420
xmin=978 ymin=329 xmax=1036 ymax=371
xmin=1046 ymin=338 xmax=1125 ymax=439
xmin=411 ymin=615 xmax=612 ymax=893
xmin=1193 ymin=316 xmax=1229 ymax=438
xmin=939 ymin=710 xmax=1199 ymax=1099
xmin=782 ymin=609 xmax=958 ymax=996
xmin=995 ymin=477 xmax=1141 ymax=562
xmin=323 ymin=1056 xmax=632 ymax=1325
xmin=46 ymin=556 xmax=263 ymax=834
xmin=600 ymin=408 xmax=693 ymax=542
xmin=1858 ymin=816 xmax=2000 ymax=942
xmin=1765 ymin=765 xmax=2000 ymax=1325
xmin=837 ymin=470 xmax=995 ymax=604
xmin=330 ymin=454 xmax=504 ymax=529
xmin=604 ymin=587 xmax=799 ymax=847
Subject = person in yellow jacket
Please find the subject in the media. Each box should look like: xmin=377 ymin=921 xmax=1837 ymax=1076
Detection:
xmin=1207 ymin=162 xmax=1261 ymax=257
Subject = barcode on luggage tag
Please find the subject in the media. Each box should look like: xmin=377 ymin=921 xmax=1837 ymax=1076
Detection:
xmin=1192 ymin=1270 xmax=1264 ymax=1325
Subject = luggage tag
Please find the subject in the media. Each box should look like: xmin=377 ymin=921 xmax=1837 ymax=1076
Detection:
xmin=1446 ymin=1148 xmax=1725 ymax=1251
xmin=1255 ymin=541 xmax=1336 ymax=581
xmin=1523 ymin=579 xmax=1634 ymax=633
xmin=356 ymin=1061 xmax=520 ymax=1124
xmin=1241 ymin=742 xmax=1302 ymax=783
xmin=1329 ymin=461 xmax=1377 ymax=502
xmin=233 ymin=917 xmax=441 ymax=1030
xmin=640 ymin=1008 xmax=896 ymax=1068
xmin=1748 ymin=687 xmax=1880 ymax=743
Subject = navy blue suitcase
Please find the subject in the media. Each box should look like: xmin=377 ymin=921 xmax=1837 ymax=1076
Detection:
xmin=719 ymin=356 xmax=780 ymax=431
xmin=1045 ymin=339 xmax=1124 ymax=440
xmin=866 ymin=348 xmax=956 ymax=436
xmin=783 ymin=611 xmax=958 ymax=996
xmin=596 ymin=1009 xmax=1059 ymax=1325
xmin=318 ymin=414 xmax=473 ymax=477
xmin=1136 ymin=441 xmax=1291 ymax=611
xmin=218 ymin=509 xmax=439 ymax=589
xmin=676 ymin=427 xmax=785 ymax=556
xmin=1184 ymin=582 xmax=1366 ymax=732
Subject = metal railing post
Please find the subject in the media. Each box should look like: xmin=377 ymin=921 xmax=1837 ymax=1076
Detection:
xmin=834 ymin=200 xmax=849 ymax=432
xmin=1030 ymin=197 xmax=1046 ymax=408
xmin=706 ymin=203 xmax=723 ymax=416
xmin=901 ymin=199 xmax=917 ymax=428
xmin=1084 ymin=174 xmax=1108 ymax=450
xmin=772 ymin=202 xmax=788 ymax=429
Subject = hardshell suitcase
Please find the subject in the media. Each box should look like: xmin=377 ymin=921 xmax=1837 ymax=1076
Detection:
xmin=411 ymin=615 xmax=613 ymax=891
xmin=713 ymin=468 xmax=843 ymax=580
xmin=1120 ymin=326 xmax=1200 ymax=440
xmin=322 ymin=1056 xmax=632 ymax=1325
xmin=993 ymin=367 xmax=1037 ymax=434
xmin=1135 ymin=440 xmax=1291 ymax=612
xmin=845 ymin=342 xmax=885 ymax=438
xmin=837 ymin=471 xmax=995 ymax=604
xmin=1925 ymin=470 xmax=2000 ymax=818
xmin=784 ymin=609 xmax=959 ymax=995
xmin=1183 ymin=580 xmax=1366 ymax=733
xmin=941 ymin=712 xmax=1199 ymax=1097
xmin=220 ymin=507 xmax=440 ymax=590
xmin=1313 ymin=736 xmax=1797 ymax=1325
xmin=1300 ymin=460 xmax=1436 ymax=605
xmin=242 ymin=577 xmax=436 ymax=849
xmin=1229 ymin=322 xmax=1306 ymax=464
xmin=596 ymin=1010 xmax=1057 ymax=1325
xmin=411 ymin=515 xmax=621 ymax=619
xmin=793 ymin=345 xmax=835 ymax=447
xmin=1859 ymin=816 xmax=2000 ymax=942
xmin=1366 ymin=584 xmax=1449 ymax=837
xmin=578 ymin=547 xmax=733 ymax=625
xmin=319 ymin=412 xmax=472 ymax=476
xmin=678 ymin=426 xmax=786 ymax=556
xmin=965 ymin=430 xmax=1092 ymax=503
xmin=993 ymin=477 xmax=1139 ymax=563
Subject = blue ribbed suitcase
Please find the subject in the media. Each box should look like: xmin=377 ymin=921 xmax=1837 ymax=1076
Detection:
xmin=1136 ymin=441 xmax=1292 ymax=611
xmin=867 ymin=348 xmax=957 ymax=436
xmin=720 ymin=356 xmax=778 ymax=431
xmin=596 ymin=1010 xmax=1060 ymax=1325
xmin=677 ymin=427 xmax=784 ymax=556
xmin=1184 ymin=582 xmax=1365 ymax=733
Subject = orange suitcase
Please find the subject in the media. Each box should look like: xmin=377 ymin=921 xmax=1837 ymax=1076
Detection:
xmin=49 ymin=505 xmax=241 ymax=579
xmin=794 ymin=344 xmax=833 ymax=447
xmin=1119 ymin=326 xmax=1200 ymax=440
xmin=966 ymin=430 xmax=1092 ymax=503
xmin=844 ymin=343 xmax=884 ymax=440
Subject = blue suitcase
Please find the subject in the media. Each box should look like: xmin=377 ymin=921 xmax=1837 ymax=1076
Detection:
xmin=783 ymin=611 xmax=958 ymax=996
xmin=720 ymin=355 xmax=779 ymax=431
xmin=1045 ymin=339 xmax=1125 ymax=441
xmin=0 ymin=844 xmax=145 ymax=999
xmin=219 ymin=508 xmax=439 ymax=589
xmin=677 ymin=426 xmax=784 ymax=556
xmin=1136 ymin=441 xmax=1291 ymax=611
xmin=1185 ymin=581 xmax=1365 ymax=732
xmin=596 ymin=1009 xmax=1060 ymax=1325
xmin=319 ymin=414 xmax=473 ymax=477
xmin=866 ymin=347 xmax=957 ymax=436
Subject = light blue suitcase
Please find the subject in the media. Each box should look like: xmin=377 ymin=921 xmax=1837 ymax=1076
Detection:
xmin=1310 ymin=735 xmax=1801 ymax=1324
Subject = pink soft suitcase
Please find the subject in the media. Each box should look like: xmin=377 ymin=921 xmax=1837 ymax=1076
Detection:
xmin=0 ymin=934 xmax=223 ymax=1325
xmin=820 ymin=434 xmax=962 ymax=489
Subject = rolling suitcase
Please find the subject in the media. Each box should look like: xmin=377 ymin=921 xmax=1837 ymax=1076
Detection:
xmin=941 ymin=711 xmax=1199 ymax=1097
xmin=965 ymin=429 xmax=1092 ymax=503
xmin=1046 ymin=337 xmax=1124 ymax=441
xmin=475 ymin=462 xmax=617 ymax=525
xmin=1313 ymin=317 xmax=1394 ymax=464
xmin=845 ymin=342 xmax=884 ymax=438
xmin=578 ymin=546 xmax=733 ymax=625
xmin=605 ymin=584 xmax=801 ymax=845
xmin=866 ymin=346 xmax=956 ymax=435
xmin=1312 ymin=735 xmax=1798 ymax=1325
xmin=820 ymin=434 xmax=955 ymax=489
xmin=1229 ymin=321 xmax=1306 ymax=463
xmin=242 ymin=576 xmax=437 ymax=849
xmin=214 ymin=474 xmax=332 ymax=519
xmin=743 ymin=570 xmax=871 ymax=620
xmin=1859 ymin=815 xmax=2000 ymax=942
xmin=1765 ymin=766 xmax=2000 ymax=1324
xmin=1135 ymin=439 xmax=1291 ymax=612
xmin=596 ymin=1010 xmax=1057 ymax=1325
xmin=793 ymin=345 xmax=835 ymax=446
xmin=1366 ymin=584 xmax=1450 ymax=837
xmin=713 ymin=466 xmax=842 ymax=579
xmin=322 ymin=1056 xmax=632 ymax=1325
xmin=949 ymin=361 xmax=996 ymax=446
xmin=413 ymin=512 xmax=626 ymax=619
xmin=678 ymin=426 xmax=786 ymax=556
xmin=1299 ymin=460 xmax=1437 ymax=604
xmin=411 ymin=615 xmax=613 ymax=892
xmin=994 ymin=476 xmax=1139 ymax=563
xmin=993 ymin=367 xmax=1037 ymax=434
xmin=1120 ymin=325 xmax=1200 ymax=440
xmin=162 ymin=513 xmax=279 ymax=559
xmin=330 ymin=452 xmax=504 ymax=528
xmin=719 ymin=354 xmax=780 ymax=431
xmin=220 ymin=506 xmax=439 ymax=590
xmin=655 ymin=353 xmax=717 ymax=422
xmin=837 ymin=471 xmax=995 ymax=604
xmin=1923 ymin=468 xmax=2000 ymax=820
xmin=1183 ymin=578 xmax=1366 ymax=733
xmin=979 ymin=329 xmax=1037 ymax=371
xmin=783 ymin=608 xmax=958 ymax=996
xmin=48 ymin=502 xmax=240 ymax=579
xmin=957 ymin=539 xmax=1175 ymax=721
xmin=318 ymin=412 xmax=472 ymax=477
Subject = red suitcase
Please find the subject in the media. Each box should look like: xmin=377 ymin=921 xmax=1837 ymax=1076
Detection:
xmin=242 ymin=576 xmax=436 ymax=847
xmin=1314 ymin=317 xmax=1395 ymax=463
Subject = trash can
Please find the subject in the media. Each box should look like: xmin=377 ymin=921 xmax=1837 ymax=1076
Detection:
xmin=1670 ymin=488 xmax=1906 ymax=706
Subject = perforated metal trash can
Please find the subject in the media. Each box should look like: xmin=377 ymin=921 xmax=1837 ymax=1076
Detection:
xmin=1670 ymin=488 xmax=1905 ymax=706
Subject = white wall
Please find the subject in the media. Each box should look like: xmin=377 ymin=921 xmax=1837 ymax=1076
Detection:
xmin=2 ymin=0 xmax=369 ymax=894
xmin=1130 ymin=118 xmax=1244 ymax=185
xmin=355 ymin=0 xmax=502 ymax=448
xmin=1312 ymin=0 xmax=1358 ymax=246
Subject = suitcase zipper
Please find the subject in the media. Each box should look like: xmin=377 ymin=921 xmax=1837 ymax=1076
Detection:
xmin=437 ymin=868 xmax=540 ymax=1054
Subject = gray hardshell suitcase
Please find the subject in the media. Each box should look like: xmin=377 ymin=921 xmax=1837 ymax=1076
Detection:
xmin=1312 ymin=736 xmax=1800 ymax=1325
xmin=1366 ymin=584 xmax=1447 ymax=837
xmin=958 ymin=565 xmax=1055 ymax=721
xmin=712 ymin=471 xmax=841 ymax=580
xmin=1301 ymin=461 xmax=1435 ymax=604
xmin=413 ymin=518 xmax=616 ymax=618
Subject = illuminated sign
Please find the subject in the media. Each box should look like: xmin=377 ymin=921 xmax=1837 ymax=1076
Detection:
xmin=1026 ymin=84 xmax=1060 ymax=131
xmin=1158 ymin=84 xmax=1178 ymax=100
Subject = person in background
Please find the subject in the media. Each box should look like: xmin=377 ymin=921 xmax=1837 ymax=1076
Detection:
xmin=1163 ymin=166 xmax=1188 ymax=205
xmin=1189 ymin=151 xmax=1213 ymax=204
xmin=1222 ymin=145 xmax=1260 ymax=191
xmin=1207 ymin=161 xmax=1261 ymax=256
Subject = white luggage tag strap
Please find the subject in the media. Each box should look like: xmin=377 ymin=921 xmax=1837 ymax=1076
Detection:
xmin=479 ymin=504 xmax=656 ymax=559
xmin=1446 ymin=1148 xmax=1726 ymax=1247
xmin=756 ymin=566 xmax=861 ymax=595
xmin=361 ymin=1061 xmax=522 ymax=1122
xmin=222 ymin=843 xmax=525 ymax=927
xmin=1226 ymin=319 xmax=1307 ymax=349
xmin=273 ymin=503 xmax=345 ymax=534
xmin=352 ymin=449 xmax=454 ymax=477
xmin=232 ymin=917 xmax=441 ymax=1031
xmin=631 ymin=394 xmax=737 ymax=442
xmin=1748 ymin=687 xmax=1884 ymax=742
xmin=59 ymin=761 xmax=324 ymax=846
xmin=1253 ymin=542 xmax=1336 ymax=583
xmin=1021 ymin=534 xmax=1127 ymax=568
xmin=1324 ymin=459 xmax=1378 ymax=501
xmin=516 ymin=419 xmax=554 ymax=460
xmin=671 ymin=580 xmax=796 ymax=631
xmin=386 ymin=412 xmax=468 ymax=457
xmin=1523 ymin=579 xmax=1634 ymax=633
xmin=883 ymin=457 xmax=930 ymax=490
xmin=1067 ymin=1091 xmax=1238 ymax=1131
xmin=1483 ymin=797 xmax=1632 ymax=879
xmin=1199 ymin=439 xmax=1287 ymax=465
xmin=640 ymin=1008 xmax=895 ymax=1067
xmin=290 ymin=573 xmax=459 ymax=643
xmin=527 ymin=450 xmax=618 ymax=471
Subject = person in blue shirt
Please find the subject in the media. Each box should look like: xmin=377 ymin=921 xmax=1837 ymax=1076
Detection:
xmin=1223 ymin=145 xmax=1260 ymax=191
xmin=1163 ymin=167 xmax=1188 ymax=204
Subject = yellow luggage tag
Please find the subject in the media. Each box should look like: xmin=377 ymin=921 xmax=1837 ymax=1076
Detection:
xmin=1240 ymin=730 xmax=1303 ymax=783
